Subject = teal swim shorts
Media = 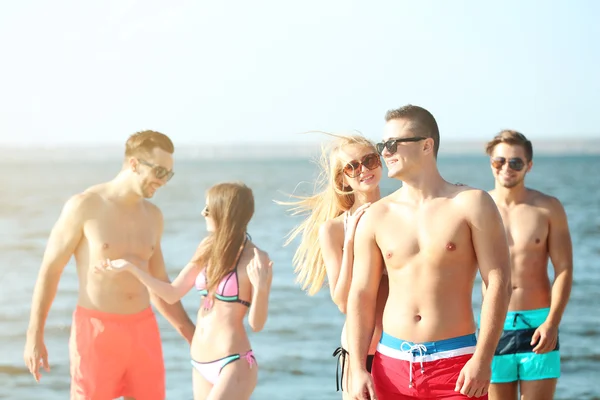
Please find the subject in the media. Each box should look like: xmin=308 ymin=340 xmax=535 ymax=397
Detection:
xmin=480 ymin=307 xmax=561 ymax=383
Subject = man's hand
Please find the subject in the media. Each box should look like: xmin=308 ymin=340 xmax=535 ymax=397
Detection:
xmin=531 ymin=320 xmax=559 ymax=354
xmin=351 ymin=368 xmax=377 ymax=400
xmin=455 ymin=356 xmax=491 ymax=398
xmin=23 ymin=334 xmax=50 ymax=382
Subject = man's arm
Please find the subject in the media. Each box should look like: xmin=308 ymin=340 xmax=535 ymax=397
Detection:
xmin=27 ymin=194 xmax=87 ymax=336
xmin=24 ymin=193 xmax=88 ymax=381
xmin=346 ymin=211 xmax=383 ymax=372
xmin=546 ymin=197 xmax=573 ymax=326
xmin=532 ymin=197 xmax=573 ymax=353
xmin=467 ymin=190 xmax=512 ymax=364
xmin=148 ymin=210 xmax=195 ymax=345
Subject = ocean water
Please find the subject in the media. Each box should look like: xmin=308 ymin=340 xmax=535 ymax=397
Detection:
xmin=0 ymin=154 xmax=599 ymax=400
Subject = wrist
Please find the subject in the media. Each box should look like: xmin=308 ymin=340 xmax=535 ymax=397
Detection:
xmin=252 ymin=285 xmax=269 ymax=295
xmin=26 ymin=327 xmax=43 ymax=340
xmin=545 ymin=317 xmax=560 ymax=328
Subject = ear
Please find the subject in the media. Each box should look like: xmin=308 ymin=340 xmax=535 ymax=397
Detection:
xmin=128 ymin=157 xmax=138 ymax=172
xmin=422 ymin=137 xmax=434 ymax=156
xmin=526 ymin=160 xmax=533 ymax=173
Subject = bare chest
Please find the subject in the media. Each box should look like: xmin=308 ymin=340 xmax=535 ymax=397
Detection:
xmin=376 ymin=202 xmax=474 ymax=270
xmin=84 ymin=209 xmax=158 ymax=263
xmin=498 ymin=206 xmax=549 ymax=252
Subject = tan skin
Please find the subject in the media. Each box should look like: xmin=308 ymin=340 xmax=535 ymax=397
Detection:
xmin=98 ymin=201 xmax=273 ymax=400
xmin=486 ymin=143 xmax=573 ymax=400
xmin=318 ymin=145 xmax=389 ymax=397
xmin=347 ymin=119 xmax=512 ymax=400
xmin=23 ymin=147 xmax=195 ymax=400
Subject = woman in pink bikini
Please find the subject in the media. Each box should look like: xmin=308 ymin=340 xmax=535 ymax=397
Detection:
xmin=97 ymin=182 xmax=273 ymax=400
xmin=281 ymin=134 xmax=389 ymax=398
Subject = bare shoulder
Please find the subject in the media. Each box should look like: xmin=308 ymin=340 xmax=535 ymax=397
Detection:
xmin=318 ymin=215 xmax=344 ymax=239
xmin=62 ymin=190 xmax=103 ymax=218
xmin=364 ymin=195 xmax=393 ymax=218
xmin=143 ymin=200 xmax=163 ymax=218
xmin=248 ymin=241 xmax=272 ymax=264
xmin=452 ymin=186 xmax=498 ymax=216
xmin=528 ymin=189 xmax=565 ymax=213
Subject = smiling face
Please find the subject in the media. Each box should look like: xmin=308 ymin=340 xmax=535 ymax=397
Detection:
xmin=130 ymin=147 xmax=174 ymax=198
xmin=380 ymin=118 xmax=432 ymax=179
xmin=338 ymin=144 xmax=383 ymax=193
xmin=490 ymin=142 xmax=532 ymax=189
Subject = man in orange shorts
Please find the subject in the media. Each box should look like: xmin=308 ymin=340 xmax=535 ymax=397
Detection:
xmin=23 ymin=131 xmax=196 ymax=400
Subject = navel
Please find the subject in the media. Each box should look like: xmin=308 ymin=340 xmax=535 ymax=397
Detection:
xmin=414 ymin=315 xmax=422 ymax=322
xmin=446 ymin=242 xmax=456 ymax=251
xmin=102 ymin=243 xmax=109 ymax=249
xmin=535 ymin=238 xmax=540 ymax=244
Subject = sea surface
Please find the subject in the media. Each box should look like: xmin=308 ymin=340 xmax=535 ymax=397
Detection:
xmin=0 ymin=154 xmax=599 ymax=399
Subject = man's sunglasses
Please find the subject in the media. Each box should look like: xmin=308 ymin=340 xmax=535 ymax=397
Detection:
xmin=491 ymin=157 xmax=525 ymax=172
xmin=138 ymin=159 xmax=175 ymax=181
xmin=376 ymin=137 xmax=427 ymax=155
xmin=343 ymin=153 xmax=382 ymax=178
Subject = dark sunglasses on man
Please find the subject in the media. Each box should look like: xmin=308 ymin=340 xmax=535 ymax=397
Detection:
xmin=343 ymin=153 xmax=382 ymax=178
xmin=490 ymin=157 xmax=526 ymax=172
xmin=137 ymin=159 xmax=175 ymax=181
xmin=376 ymin=137 xmax=427 ymax=155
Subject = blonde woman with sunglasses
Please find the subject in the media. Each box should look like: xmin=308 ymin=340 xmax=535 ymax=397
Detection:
xmin=280 ymin=134 xmax=389 ymax=398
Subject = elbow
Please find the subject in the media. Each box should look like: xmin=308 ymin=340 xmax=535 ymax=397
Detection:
xmin=250 ymin=319 xmax=266 ymax=332
xmin=166 ymin=297 xmax=179 ymax=305
xmin=332 ymin=293 xmax=348 ymax=314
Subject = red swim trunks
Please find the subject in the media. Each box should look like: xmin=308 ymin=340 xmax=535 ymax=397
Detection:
xmin=69 ymin=306 xmax=165 ymax=400
xmin=372 ymin=332 xmax=488 ymax=400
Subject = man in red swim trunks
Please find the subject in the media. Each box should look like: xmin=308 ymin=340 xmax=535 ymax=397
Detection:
xmin=346 ymin=105 xmax=512 ymax=399
xmin=23 ymin=130 xmax=195 ymax=400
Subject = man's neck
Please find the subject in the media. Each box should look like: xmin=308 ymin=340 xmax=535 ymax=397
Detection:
xmin=397 ymin=164 xmax=447 ymax=202
xmin=107 ymin=173 xmax=143 ymax=206
xmin=494 ymin=184 xmax=528 ymax=206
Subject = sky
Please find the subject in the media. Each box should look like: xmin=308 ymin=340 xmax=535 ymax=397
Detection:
xmin=1 ymin=0 xmax=599 ymax=148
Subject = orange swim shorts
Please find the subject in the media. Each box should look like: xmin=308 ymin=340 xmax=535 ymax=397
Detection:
xmin=69 ymin=306 xmax=165 ymax=400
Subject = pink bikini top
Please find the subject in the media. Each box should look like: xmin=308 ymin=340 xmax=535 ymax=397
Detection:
xmin=195 ymin=237 xmax=250 ymax=308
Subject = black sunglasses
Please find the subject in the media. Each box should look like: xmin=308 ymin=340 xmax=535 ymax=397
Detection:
xmin=343 ymin=153 xmax=382 ymax=178
xmin=138 ymin=159 xmax=175 ymax=181
xmin=202 ymin=205 xmax=209 ymax=217
xmin=491 ymin=157 xmax=525 ymax=172
xmin=376 ymin=137 xmax=428 ymax=155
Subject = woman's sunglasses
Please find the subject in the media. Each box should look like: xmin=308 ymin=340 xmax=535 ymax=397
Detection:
xmin=138 ymin=159 xmax=175 ymax=181
xmin=343 ymin=153 xmax=382 ymax=178
xmin=491 ymin=157 xmax=525 ymax=172
xmin=202 ymin=206 xmax=209 ymax=217
xmin=375 ymin=136 xmax=427 ymax=155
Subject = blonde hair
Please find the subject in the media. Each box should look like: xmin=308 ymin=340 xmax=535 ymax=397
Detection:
xmin=279 ymin=133 xmax=378 ymax=295
xmin=193 ymin=182 xmax=254 ymax=293
xmin=125 ymin=130 xmax=174 ymax=158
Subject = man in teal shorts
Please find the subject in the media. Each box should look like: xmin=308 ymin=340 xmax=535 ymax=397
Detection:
xmin=482 ymin=130 xmax=574 ymax=399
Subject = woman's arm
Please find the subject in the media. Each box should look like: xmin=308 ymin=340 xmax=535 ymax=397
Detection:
xmin=99 ymin=241 xmax=207 ymax=305
xmin=247 ymin=248 xmax=273 ymax=332
xmin=319 ymin=204 xmax=371 ymax=313
xmin=129 ymin=261 xmax=199 ymax=304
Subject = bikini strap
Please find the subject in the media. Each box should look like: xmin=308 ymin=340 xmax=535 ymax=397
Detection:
xmin=343 ymin=211 xmax=349 ymax=234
